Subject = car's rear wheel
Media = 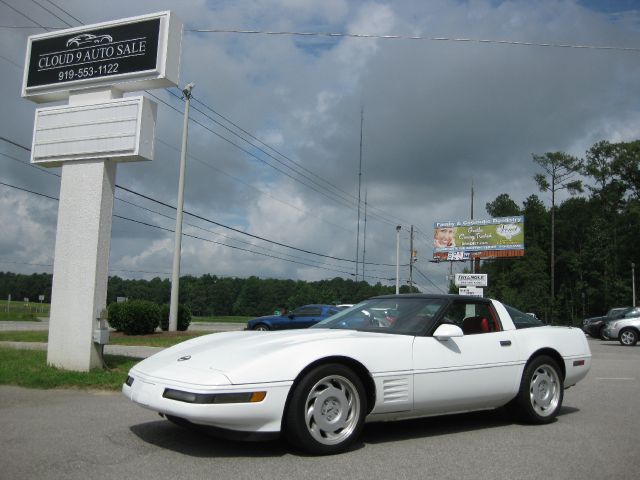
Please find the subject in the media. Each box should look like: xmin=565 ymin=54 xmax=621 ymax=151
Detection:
xmin=508 ymin=355 xmax=563 ymax=424
xmin=284 ymin=363 xmax=366 ymax=455
xmin=253 ymin=323 xmax=270 ymax=331
xmin=619 ymin=328 xmax=638 ymax=346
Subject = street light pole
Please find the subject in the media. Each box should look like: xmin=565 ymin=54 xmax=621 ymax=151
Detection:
xmin=169 ymin=82 xmax=194 ymax=332
xmin=395 ymin=226 xmax=401 ymax=294
xmin=633 ymin=262 xmax=636 ymax=307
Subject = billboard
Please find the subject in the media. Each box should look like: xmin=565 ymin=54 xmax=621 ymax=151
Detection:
xmin=433 ymin=216 xmax=524 ymax=260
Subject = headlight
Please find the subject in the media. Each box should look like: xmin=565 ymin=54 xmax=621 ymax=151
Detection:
xmin=163 ymin=388 xmax=266 ymax=404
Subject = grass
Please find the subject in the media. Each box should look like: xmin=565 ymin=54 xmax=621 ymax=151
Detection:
xmin=0 ymin=330 xmax=211 ymax=347
xmin=0 ymin=299 xmax=50 ymax=321
xmin=0 ymin=347 xmax=137 ymax=390
xmin=108 ymin=331 xmax=209 ymax=347
xmin=192 ymin=315 xmax=251 ymax=323
xmin=0 ymin=331 xmax=48 ymax=342
xmin=0 ymin=311 xmax=46 ymax=321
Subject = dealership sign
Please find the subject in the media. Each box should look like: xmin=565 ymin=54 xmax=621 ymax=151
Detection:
xmin=458 ymin=286 xmax=484 ymax=297
xmin=22 ymin=11 xmax=182 ymax=102
xmin=454 ymin=274 xmax=488 ymax=287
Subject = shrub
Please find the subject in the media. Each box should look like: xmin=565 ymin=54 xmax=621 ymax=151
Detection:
xmin=119 ymin=300 xmax=161 ymax=335
xmin=107 ymin=302 xmax=126 ymax=331
xmin=160 ymin=303 xmax=192 ymax=331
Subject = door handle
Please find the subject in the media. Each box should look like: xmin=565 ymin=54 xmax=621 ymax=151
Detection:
xmin=500 ymin=340 xmax=512 ymax=347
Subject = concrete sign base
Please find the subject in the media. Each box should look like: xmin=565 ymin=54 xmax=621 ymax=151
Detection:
xmin=47 ymin=160 xmax=116 ymax=371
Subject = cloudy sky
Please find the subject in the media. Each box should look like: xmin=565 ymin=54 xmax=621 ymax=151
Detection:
xmin=1 ymin=0 xmax=639 ymax=293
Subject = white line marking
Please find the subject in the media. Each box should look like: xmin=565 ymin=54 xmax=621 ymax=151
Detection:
xmin=595 ymin=377 xmax=636 ymax=381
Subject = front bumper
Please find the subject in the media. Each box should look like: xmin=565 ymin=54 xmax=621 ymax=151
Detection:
xmin=122 ymin=369 xmax=293 ymax=434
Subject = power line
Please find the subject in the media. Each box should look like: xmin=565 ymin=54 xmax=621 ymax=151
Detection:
xmin=0 ymin=178 xmax=397 ymax=281
xmin=161 ymin=90 xmax=408 ymax=229
xmin=29 ymin=0 xmax=71 ymax=27
xmin=185 ymin=28 xmax=640 ymax=53
xmin=0 ymin=3 xmax=411 ymax=259
xmin=118 ymin=183 xmax=399 ymax=266
xmin=1 ymin=133 xmax=400 ymax=269
xmin=0 ymin=6 xmax=414 ymax=231
xmin=42 ymin=0 xmax=81 ymax=25
xmin=147 ymin=90 xmax=369 ymax=218
xmin=156 ymin=138 xmax=353 ymax=235
xmin=413 ymin=265 xmax=446 ymax=294
xmin=188 ymin=93 xmax=409 ymax=226
xmin=0 ymin=0 xmax=49 ymax=30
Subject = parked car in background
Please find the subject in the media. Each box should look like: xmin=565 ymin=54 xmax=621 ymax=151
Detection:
xmin=245 ymin=304 xmax=341 ymax=331
xmin=582 ymin=307 xmax=633 ymax=339
xmin=603 ymin=308 xmax=640 ymax=346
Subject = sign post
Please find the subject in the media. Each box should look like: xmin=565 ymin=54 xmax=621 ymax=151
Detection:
xmin=22 ymin=11 xmax=182 ymax=371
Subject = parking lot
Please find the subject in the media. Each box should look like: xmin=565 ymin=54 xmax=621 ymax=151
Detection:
xmin=1 ymin=337 xmax=638 ymax=480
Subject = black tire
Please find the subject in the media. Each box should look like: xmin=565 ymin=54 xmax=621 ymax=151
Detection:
xmin=508 ymin=355 xmax=564 ymax=424
xmin=599 ymin=326 xmax=610 ymax=340
xmin=619 ymin=328 xmax=638 ymax=346
xmin=165 ymin=415 xmax=194 ymax=429
xmin=284 ymin=363 xmax=367 ymax=455
xmin=253 ymin=323 xmax=270 ymax=331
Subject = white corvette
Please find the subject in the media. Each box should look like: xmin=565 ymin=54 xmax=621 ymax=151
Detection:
xmin=123 ymin=294 xmax=591 ymax=455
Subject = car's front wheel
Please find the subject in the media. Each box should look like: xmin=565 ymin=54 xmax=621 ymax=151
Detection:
xmin=508 ymin=355 xmax=563 ymax=424
xmin=284 ymin=363 xmax=366 ymax=455
xmin=619 ymin=328 xmax=638 ymax=346
xmin=599 ymin=326 xmax=610 ymax=340
xmin=252 ymin=323 xmax=270 ymax=331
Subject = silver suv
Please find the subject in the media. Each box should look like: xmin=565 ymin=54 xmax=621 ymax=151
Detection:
xmin=604 ymin=307 xmax=640 ymax=346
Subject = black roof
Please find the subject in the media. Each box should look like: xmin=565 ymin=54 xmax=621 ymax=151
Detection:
xmin=371 ymin=293 xmax=491 ymax=302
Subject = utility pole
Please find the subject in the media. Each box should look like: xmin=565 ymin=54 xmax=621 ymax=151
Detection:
xmin=408 ymin=225 xmax=414 ymax=292
xmin=362 ymin=189 xmax=368 ymax=282
xmin=355 ymin=107 xmax=364 ymax=281
xmin=169 ymin=82 xmax=194 ymax=332
xmin=395 ymin=226 xmax=401 ymax=294
xmin=633 ymin=262 xmax=636 ymax=307
xmin=470 ymin=179 xmax=474 ymax=273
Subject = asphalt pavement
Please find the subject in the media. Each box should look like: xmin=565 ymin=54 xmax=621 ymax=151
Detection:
xmin=0 ymin=337 xmax=639 ymax=480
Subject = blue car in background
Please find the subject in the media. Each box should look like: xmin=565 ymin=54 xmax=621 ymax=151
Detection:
xmin=246 ymin=304 xmax=342 ymax=331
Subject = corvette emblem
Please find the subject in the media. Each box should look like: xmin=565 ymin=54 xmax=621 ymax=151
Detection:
xmin=177 ymin=355 xmax=191 ymax=362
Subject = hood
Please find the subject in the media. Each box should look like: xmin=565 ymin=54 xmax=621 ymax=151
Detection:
xmin=583 ymin=315 xmax=604 ymax=324
xmin=247 ymin=314 xmax=282 ymax=324
xmin=131 ymin=328 xmax=413 ymax=385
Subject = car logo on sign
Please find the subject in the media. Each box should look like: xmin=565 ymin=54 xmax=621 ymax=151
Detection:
xmin=177 ymin=355 xmax=191 ymax=362
xmin=66 ymin=33 xmax=114 ymax=48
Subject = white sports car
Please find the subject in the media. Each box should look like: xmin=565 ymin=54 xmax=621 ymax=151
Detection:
xmin=123 ymin=294 xmax=592 ymax=455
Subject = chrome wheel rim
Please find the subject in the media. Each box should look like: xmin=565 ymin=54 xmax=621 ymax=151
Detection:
xmin=529 ymin=364 xmax=561 ymax=417
xmin=620 ymin=331 xmax=635 ymax=345
xmin=254 ymin=325 xmax=268 ymax=331
xmin=304 ymin=374 xmax=361 ymax=446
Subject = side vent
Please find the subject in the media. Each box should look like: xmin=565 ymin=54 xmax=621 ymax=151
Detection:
xmin=382 ymin=377 xmax=410 ymax=403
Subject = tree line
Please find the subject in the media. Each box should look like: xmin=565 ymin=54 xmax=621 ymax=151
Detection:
xmin=0 ymin=272 xmax=404 ymax=317
xmin=480 ymin=139 xmax=639 ymax=324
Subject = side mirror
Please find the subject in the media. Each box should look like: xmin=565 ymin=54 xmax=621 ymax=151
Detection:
xmin=433 ymin=323 xmax=463 ymax=340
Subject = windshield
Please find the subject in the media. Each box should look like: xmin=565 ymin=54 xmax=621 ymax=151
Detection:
xmin=312 ymin=297 xmax=447 ymax=335
xmin=503 ymin=304 xmax=545 ymax=329
xmin=607 ymin=307 xmax=631 ymax=318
